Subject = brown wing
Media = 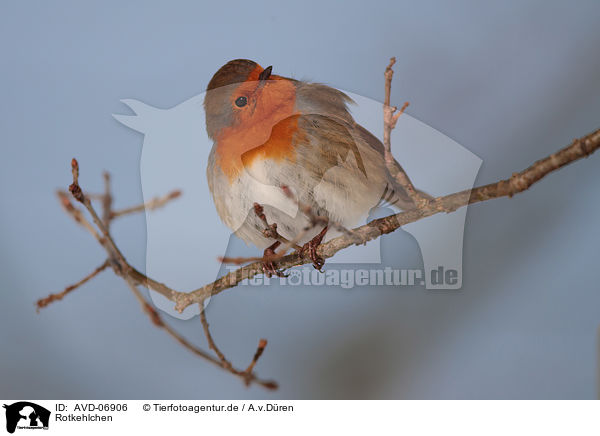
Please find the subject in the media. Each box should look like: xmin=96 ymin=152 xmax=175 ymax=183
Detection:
xmin=294 ymin=114 xmax=417 ymax=211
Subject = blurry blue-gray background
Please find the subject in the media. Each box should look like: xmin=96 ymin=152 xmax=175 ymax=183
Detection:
xmin=1 ymin=1 xmax=599 ymax=399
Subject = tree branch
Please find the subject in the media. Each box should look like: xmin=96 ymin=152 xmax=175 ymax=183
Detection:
xmin=40 ymin=159 xmax=277 ymax=390
xmin=36 ymin=259 xmax=110 ymax=311
xmin=110 ymin=190 xmax=181 ymax=219
xmin=172 ymin=126 xmax=600 ymax=311
xmin=383 ymin=57 xmax=431 ymax=208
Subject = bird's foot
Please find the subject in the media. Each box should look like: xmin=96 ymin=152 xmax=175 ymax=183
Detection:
xmin=262 ymin=241 xmax=287 ymax=278
xmin=299 ymin=226 xmax=328 ymax=271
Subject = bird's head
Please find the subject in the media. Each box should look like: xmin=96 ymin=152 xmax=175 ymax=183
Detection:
xmin=204 ymin=59 xmax=297 ymax=141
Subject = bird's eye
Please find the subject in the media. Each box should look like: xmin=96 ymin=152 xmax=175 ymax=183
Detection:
xmin=235 ymin=96 xmax=248 ymax=107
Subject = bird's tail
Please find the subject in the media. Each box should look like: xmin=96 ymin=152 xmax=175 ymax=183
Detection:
xmin=378 ymin=181 xmax=433 ymax=211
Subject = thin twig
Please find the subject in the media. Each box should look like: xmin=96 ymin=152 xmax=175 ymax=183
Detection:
xmin=110 ymin=190 xmax=181 ymax=219
xmin=199 ymin=307 xmax=274 ymax=387
xmin=199 ymin=309 xmax=234 ymax=370
xmin=36 ymin=259 xmax=110 ymax=311
xmin=124 ymin=279 xmax=277 ymax=389
xmin=219 ymin=253 xmax=285 ymax=265
xmin=69 ymin=160 xmax=127 ymax=267
xmin=383 ymin=57 xmax=431 ymax=208
xmin=245 ymin=338 xmax=268 ymax=376
xmin=102 ymin=172 xmax=112 ymax=228
xmin=56 ymin=190 xmax=102 ymax=239
xmin=253 ymin=202 xmax=301 ymax=250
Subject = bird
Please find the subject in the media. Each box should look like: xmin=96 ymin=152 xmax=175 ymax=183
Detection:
xmin=205 ymin=59 xmax=418 ymax=274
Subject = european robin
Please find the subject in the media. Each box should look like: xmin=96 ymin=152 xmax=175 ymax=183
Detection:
xmin=205 ymin=59 xmax=416 ymax=273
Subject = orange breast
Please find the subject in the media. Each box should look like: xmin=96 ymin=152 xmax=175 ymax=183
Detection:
xmin=215 ymin=77 xmax=303 ymax=181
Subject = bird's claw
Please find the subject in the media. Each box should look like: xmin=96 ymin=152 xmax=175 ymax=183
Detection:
xmin=262 ymin=242 xmax=287 ymax=278
xmin=299 ymin=226 xmax=328 ymax=271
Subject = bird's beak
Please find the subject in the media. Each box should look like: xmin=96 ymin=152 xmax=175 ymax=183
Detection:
xmin=258 ymin=66 xmax=273 ymax=82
